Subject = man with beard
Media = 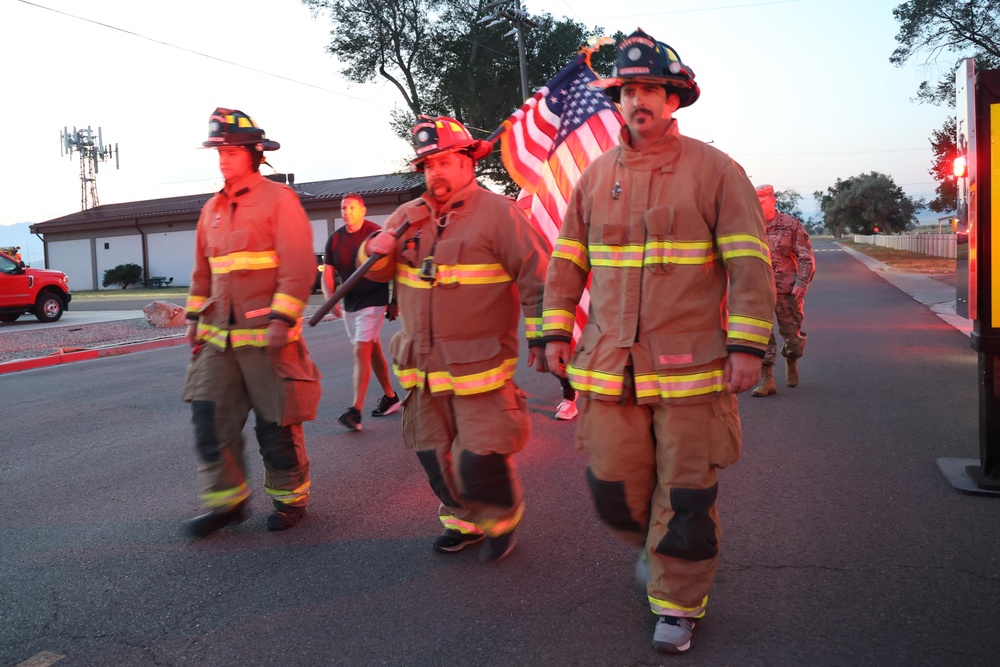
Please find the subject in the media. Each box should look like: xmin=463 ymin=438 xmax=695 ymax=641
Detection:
xmin=364 ymin=115 xmax=550 ymax=562
xmin=542 ymin=30 xmax=775 ymax=652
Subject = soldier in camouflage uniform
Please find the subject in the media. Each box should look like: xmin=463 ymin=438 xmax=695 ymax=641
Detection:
xmin=752 ymin=184 xmax=815 ymax=397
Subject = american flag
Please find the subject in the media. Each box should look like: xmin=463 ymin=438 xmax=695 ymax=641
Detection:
xmin=500 ymin=52 xmax=623 ymax=340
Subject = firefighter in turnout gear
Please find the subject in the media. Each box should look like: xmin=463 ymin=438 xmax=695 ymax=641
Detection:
xmin=182 ymin=108 xmax=322 ymax=537
xmin=543 ymin=30 xmax=775 ymax=653
xmin=364 ymin=115 xmax=551 ymax=562
xmin=751 ymin=184 xmax=815 ymax=397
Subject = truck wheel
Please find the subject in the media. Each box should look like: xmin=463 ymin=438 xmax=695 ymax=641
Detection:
xmin=34 ymin=292 xmax=65 ymax=322
xmin=0 ymin=313 xmax=20 ymax=323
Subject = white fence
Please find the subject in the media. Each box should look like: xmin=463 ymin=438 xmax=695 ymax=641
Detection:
xmin=852 ymin=233 xmax=957 ymax=259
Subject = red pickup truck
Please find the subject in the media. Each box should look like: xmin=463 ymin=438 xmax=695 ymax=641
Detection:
xmin=0 ymin=249 xmax=72 ymax=323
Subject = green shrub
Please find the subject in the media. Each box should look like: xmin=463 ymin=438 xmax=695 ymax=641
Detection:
xmin=102 ymin=263 xmax=143 ymax=289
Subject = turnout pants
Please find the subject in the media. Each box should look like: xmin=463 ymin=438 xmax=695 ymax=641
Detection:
xmin=182 ymin=341 xmax=319 ymax=512
xmin=577 ymin=391 xmax=742 ymax=618
xmin=403 ymin=381 xmax=531 ymax=537
xmin=763 ymin=291 xmax=806 ymax=366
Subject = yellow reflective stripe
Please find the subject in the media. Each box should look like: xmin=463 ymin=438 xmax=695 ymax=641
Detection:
xmin=644 ymin=240 xmax=717 ymax=266
xmin=478 ymin=502 xmax=524 ymax=536
xmin=228 ymin=329 xmax=269 ymax=347
xmin=201 ymin=482 xmax=250 ymax=509
xmin=728 ymin=314 xmax=772 ymax=345
xmin=717 ymin=234 xmax=771 ymax=264
xmin=395 ymin=262 xmax=512 ymax=287
xmin=197 ymin=321 xmax=301 ymax=349
xmin=649 ymin=594 xmax=708 ymax=618
xmin=186 ymin=295 xmax=207 ymax=314
xmin=567 ymin=365 xmax=624 ymax=396
xmin=396 ymin=264 xmax=430 ymax=289
xmin=552 ymin=238 xmax=590 ymax=270
xmin=525 ymin=317 xmax=543 ymax=339
xmin=590 ymin=243 xmax=645 ymax=267
xmin=394 ymin=364 xmax=423 ymax=389
xmin=270 ymin=292 xmax=306 ymax=320
xmin=543 ymin=308 xmax=575 ymax=335
xmin=434 ymin=263 xmax=511 ymax=285
xmin=440 ymin=516 xmax=483 ymax=535
xmin=266 ymin=480 xmax=310 ymax=505
xmin=634 ymin=369 xmax=726 ymax=399
xmin=393 ymin=359 xmax=517 ymax=395
xmin=358 ymin=242 xmax=391 ymax=273
xmin=208 ymin=250 xmax=280 ymax=274
xmin=197 ymin=323 xmax=232 ymax=349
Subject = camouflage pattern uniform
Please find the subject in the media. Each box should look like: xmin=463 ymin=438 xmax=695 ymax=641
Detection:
xmin=763 ymin=212 xmax=815 ymax=366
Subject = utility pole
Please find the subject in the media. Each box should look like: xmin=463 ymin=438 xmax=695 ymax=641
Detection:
xmin=60 ymin=125 xmax=119 ymax=210
xmin=480 ymin=0 xmax=538 ymax=101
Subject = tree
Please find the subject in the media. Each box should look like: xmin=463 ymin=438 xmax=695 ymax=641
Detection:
xmin=928 ymin=115 xmax=958 ymax=212
xmin=890 ymin=2 xmax=1000 ymax=212
xmin=814 ymin=172 xmax=921 ymax=237
xmin=102 ymin=263 xmax=143 ymax=290
xmin=301 ymin=0 xmax=611 ymax=193
xmin=890 ymin=1 xmax=1000 ymax=106
xmin=775 ymin=189 xmax=804 ymax=220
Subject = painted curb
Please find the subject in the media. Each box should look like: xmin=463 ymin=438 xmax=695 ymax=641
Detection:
xmin=0 ymin=335 xmax=187 ymax=375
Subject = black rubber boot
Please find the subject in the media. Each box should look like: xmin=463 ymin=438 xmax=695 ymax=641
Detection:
xmin=266 ymin=504 xmax=306 ymax=531
xmin=185 ymin=500 xmax=249 ymax=539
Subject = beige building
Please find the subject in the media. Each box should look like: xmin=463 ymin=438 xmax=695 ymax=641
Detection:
xmin=30 ymin=172 xmax=425 ymax=291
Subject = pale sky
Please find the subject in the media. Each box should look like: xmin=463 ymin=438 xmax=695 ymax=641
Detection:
xmin=0 ymin=0 xmax=954 ymax=226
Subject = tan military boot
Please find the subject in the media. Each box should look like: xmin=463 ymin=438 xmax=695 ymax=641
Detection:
xmin=785 ymin=357 xmax=799 ymax=387
xmin=751 ymin=365 xmax=776 ymax=397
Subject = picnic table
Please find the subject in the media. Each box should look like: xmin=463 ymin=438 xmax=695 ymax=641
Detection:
xmin=145 ymin=277 xmax=173 ymax=288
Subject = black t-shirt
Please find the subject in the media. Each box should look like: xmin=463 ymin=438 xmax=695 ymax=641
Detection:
xmin=324 ymin=219 xmax=390 ymax=312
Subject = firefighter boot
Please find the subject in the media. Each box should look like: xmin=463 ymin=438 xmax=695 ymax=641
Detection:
xmin=267 ymin=503 xmax=306 ymax=531
xmin=786 ymin=357 xmax=800 ymax=387
xmin=185 ymin=500 xmax=249 ymax=539
xmin=751 ymin=365 xmax=776 ymax=397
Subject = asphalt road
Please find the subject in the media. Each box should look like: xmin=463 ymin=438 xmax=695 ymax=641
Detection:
xmin=2 ymin=240 xmax=998 ymax=666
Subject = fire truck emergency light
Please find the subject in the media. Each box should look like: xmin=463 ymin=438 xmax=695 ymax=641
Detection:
xmin=954 ymin=155 xmax=968 ymax=178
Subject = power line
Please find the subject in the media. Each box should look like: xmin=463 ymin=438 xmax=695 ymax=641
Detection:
xmin=15 ymin=0 xmax=392 ymax=109
xmin=584 ymin=0 xmax=808 ymax=20
xmin=741 ymin=147 xmax=930 ymax=157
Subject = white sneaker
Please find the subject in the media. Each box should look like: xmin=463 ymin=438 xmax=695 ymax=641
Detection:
xmin=652 ymin=615 xmax=696 ymax=653
xmin=554 ymin=398 xmax=578 ymax=420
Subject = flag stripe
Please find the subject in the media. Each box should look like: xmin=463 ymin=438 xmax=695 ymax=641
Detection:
xmin=500 ymin=53 xmax=623 ymax=342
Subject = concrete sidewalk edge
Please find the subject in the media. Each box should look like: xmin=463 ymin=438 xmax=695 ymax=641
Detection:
xmin=0 ymin=335 xmax=187 ymax=375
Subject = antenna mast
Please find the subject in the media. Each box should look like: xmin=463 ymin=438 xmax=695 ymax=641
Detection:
xmin=60 ymin=125 xmax=120 ymax=210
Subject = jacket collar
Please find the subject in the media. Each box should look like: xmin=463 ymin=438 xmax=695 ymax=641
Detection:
xmin=221 ymin=170 xmax=264 ymax=199
xmin=616 ymin=120 xmax=682 ymax=171
xmin=420 ymin=178 xmax=479 ymax=218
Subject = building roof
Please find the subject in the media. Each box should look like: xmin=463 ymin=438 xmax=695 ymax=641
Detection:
xmin=31 ymin=172 xmax=425 ymax=233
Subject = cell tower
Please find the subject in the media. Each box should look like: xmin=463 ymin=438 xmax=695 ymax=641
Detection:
xmin=60 ymin=125 xmax=120 ymax=210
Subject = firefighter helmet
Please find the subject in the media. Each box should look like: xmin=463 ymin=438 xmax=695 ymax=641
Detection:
xmin=201 ymin=107 xmax=280 ymax=151
xmin=410 ymin=115 xmax=492 ymax=172
xmin=590 ymin=28 xmax=700 ymax=108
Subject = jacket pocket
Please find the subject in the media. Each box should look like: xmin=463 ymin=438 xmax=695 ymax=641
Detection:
xmin=439 ymin=336 xmax=501 ymax=368
xmin=429 ymin=237 xmax=462 ymax=289
xmin=707 ymin=393 xmax=741 ymax=468
xmin=270 ymin=339 xmax=323 ymax=425
xmin=643 ymin=205 xmax=675 ymax=275
xmin=649 ymin=331 xmax=728 ymax=370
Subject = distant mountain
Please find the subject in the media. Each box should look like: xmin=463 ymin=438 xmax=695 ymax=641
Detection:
xmin=0 ymin=222 xmax=46 ymax=267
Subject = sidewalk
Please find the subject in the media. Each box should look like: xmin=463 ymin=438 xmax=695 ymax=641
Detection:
xmin=837 ymin=242 xmax=972 ymax=336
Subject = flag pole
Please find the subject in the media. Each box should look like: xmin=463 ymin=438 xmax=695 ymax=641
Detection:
xmin=307 ymin=39 xmax=615 ymax=328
